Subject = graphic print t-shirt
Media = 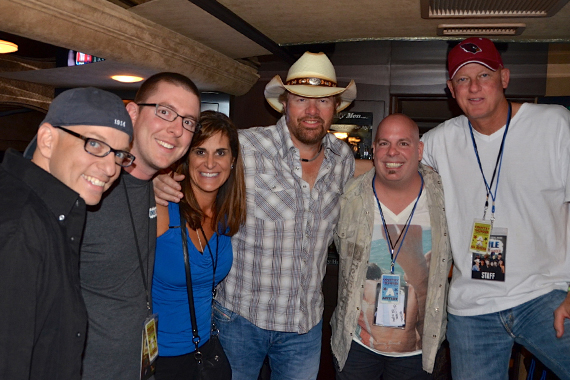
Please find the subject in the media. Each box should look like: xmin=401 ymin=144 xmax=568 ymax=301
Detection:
xmin=354 ymin=191 xmax=431 ymax=357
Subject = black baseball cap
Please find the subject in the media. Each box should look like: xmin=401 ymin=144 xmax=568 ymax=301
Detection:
xmin=24 ymin=87 xmax=133 ymax=158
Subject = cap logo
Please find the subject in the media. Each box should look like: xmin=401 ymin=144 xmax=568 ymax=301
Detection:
xmin=460 ymin=43 xmax=482 ymax=54
xmin=114 ymin=119 xmax=126 ymax=128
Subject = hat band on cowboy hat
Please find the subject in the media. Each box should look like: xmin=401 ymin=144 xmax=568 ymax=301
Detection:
xmin=265 ymin=51 xmax=357 ymax=113
xmin=286 ymin=77 xmax=337 ymax=87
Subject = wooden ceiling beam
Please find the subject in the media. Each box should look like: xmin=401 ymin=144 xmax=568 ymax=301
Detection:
xmin=0 ymin=0 xmax=260 ymax=95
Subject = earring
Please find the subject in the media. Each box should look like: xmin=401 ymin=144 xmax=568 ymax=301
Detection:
xmin=231 ymin=163 xmax=234 ymax=169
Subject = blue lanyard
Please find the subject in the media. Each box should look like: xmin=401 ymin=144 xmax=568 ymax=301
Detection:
xmin=468 ymin=102 xmax=512 ymax=224
xmin=372 ymin=172 xmax=424 ymax=274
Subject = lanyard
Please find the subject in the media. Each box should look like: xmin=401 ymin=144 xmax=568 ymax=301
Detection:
xmin=372 ymin=172 xmax=424 ymax=274
xmin=468 ymin=102 xmax=512 ymax=225
xmin=198 ymin=226 xmax=219 ymax=299
xmin=123 ymin=178 xmax=152 ymax=315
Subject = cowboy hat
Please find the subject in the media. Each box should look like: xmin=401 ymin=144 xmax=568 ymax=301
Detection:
xmin=264 ymin=52 xmax=357 ymax=112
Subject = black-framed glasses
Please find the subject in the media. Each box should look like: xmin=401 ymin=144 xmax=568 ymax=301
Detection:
xmin=55 ymin=126 xmax=135 ymax=167
xmin=137 ymin=103 xmax=200 ymax=133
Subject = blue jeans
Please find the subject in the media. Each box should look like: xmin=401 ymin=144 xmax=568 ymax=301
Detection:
xmin=447 ymin=289 xmax=570 ymax=380
xmin=213 ymin=301 xmax=322 ymax=380
xmin=335 ymin=341 xmax=432 ymax=380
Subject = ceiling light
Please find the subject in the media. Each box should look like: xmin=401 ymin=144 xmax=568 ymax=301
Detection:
xmin=111 ymin=75 xmax=144 ymax=83
xmin=332 ymin=132 xmax=349 ymax=140
xmin=330 ymin=124 xmax=358 ymax=133
xmin=0 ymin=40 xmax=18 ymax=54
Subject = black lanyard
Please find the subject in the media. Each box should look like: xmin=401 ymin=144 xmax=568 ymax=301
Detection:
xmin=199 ymin=227 xmax=218 ymax=299
xmin=123 ymin=178 xmax=152 ymax=315
xmin=179 ymin=210 xmax=219 ymax=346
xmin=372 ymin=172 xmax=424 ymax=274
xmin=468 ymin=102 xmax=512 ymax=224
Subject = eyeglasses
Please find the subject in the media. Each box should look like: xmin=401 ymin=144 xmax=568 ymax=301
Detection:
xmin=137 ymin=103 xmax=200 ymax=133
xmin=55 ymin=126 xmax=136 ymax=167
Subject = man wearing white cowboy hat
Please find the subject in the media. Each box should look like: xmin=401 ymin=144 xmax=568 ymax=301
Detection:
xmin=264 ymin=51 xmax=357 ymax=113
xmin=216 ymin=51 xmax=357 ymax=380
xmin=154 ymin=51 xmax=358 ymax=379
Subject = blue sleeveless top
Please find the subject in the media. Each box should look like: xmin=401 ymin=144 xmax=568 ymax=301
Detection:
xmin=152 ymin=202 xmax=233 ymax=356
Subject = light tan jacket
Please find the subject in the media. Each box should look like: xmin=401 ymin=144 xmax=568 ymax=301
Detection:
xmin=330 ymin=164 xmax=452 ymax=373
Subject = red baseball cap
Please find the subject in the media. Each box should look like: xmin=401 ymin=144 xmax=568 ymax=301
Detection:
xmin=448 ymin=37 xmax=504 ymax=79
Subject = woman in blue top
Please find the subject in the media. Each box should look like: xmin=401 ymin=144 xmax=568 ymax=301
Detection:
xmin=152 ymin=111 xmax=246 ymax=379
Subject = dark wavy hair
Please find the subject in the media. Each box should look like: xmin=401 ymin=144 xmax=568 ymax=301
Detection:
xmin=176 ymin=111 xmax=246 ymax=236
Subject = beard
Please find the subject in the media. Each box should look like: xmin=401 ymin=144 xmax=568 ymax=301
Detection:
xmin=287 ymin=116 xmax=330 ymax=145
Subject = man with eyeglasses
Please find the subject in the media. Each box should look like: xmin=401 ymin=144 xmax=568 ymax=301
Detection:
xmin=0 ymin=87 xmax=133 ymax=380
xmin=422 ymin=37 xmax=570 ymax=379
xmin=78 ymin=72 xmax=200 ymax=380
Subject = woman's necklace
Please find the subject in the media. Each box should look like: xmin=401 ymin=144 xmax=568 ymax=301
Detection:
xmin=300 ymin=144 xmax=323 ymax=163
xmin=195 ymin=229 xmax=203 ymax=252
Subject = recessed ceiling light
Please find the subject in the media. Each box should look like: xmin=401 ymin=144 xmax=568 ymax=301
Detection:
xmin=111 ymin=75 xmax=144 ymax=83
xmin=0 ymin=40 xmax=18 ymax=54
xmin=332 ymin=132 xmax=349 ymax=140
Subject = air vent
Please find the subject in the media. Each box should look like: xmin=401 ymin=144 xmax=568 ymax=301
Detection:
xmin=437 ymin=23 xmax=527 ymax=36
xmin=422 ymin=0 xmax=570 ymax=18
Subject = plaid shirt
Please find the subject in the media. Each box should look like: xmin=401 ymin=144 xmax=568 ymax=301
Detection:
xmin=217 ymin=116 xmax=355 ymax=333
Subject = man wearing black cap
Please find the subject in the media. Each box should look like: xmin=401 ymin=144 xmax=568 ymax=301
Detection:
xmin=422 ymin=37 xmax=570 ymax=380
xmin=0 ymin=87 xmax=134 ymax=380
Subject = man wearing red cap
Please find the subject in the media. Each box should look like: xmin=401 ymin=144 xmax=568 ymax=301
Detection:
xmin=422 ymin=37 xmax=570 ymax=379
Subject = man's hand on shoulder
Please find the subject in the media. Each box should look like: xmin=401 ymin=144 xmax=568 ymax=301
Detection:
xmin=554 ymin=291 xmax=570 ymax=338
xmin=153 ymin=171 xmax=184 ymax=206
